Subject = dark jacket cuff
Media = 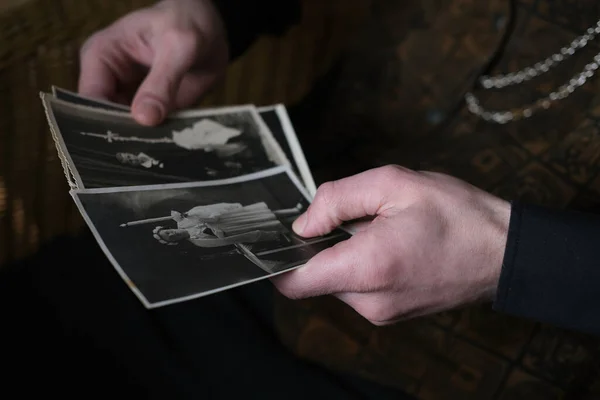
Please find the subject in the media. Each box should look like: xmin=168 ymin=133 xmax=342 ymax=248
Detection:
xmin=493 ymin=201 xmax=600 ymax=335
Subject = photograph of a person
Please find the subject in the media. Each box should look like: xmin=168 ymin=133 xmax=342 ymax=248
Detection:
xmin=50 ymin=87 xmax=317 ymax=195
xmin=72 ymin=166 xmax=351 ymax=308
xmin=41 ymin=94 xmax=290 ymax=188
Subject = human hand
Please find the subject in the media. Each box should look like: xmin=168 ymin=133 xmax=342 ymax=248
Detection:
xmin=78 ymin=0 xmax=228 ymax=126
xmin=272 ymin=165 xmax=511 ymax=325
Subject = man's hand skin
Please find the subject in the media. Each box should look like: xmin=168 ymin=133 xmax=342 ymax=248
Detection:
xmin=78 ymin=0 xmax=228 ymax=126
xmin=272 ymin=165 xmax=511 ymax=326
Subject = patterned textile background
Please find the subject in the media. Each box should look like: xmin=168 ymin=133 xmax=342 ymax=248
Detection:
xmin=275 ymin=1 xmax=600 ymax=399
xmin=2 ymin=0 xmax=600 ymax=398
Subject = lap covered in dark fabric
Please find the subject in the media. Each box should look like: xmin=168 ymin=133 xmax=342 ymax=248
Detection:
xmin=0 ymin=230 xmax=411 ymax=399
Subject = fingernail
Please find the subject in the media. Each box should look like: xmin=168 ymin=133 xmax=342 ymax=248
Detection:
xmin=292 ymin=213 xmax=308 ymax=235
xmin=135 ymin=99 xmax=163 ymax=126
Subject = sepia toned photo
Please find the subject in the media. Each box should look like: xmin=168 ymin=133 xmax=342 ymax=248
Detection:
xmin=41 ymin=94 xmax=290 ymax=189
xmin=71 ymin=166 xmax=351 ymax=308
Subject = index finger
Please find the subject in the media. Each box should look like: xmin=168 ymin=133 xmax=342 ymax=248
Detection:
xmin=78 ymin=41 xmax=119 ymax=100
xmin=271 ymin=231 xmax=372 ymax=299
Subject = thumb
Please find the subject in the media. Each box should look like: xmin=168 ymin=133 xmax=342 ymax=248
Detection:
xmin=132 ymin=30 xmax=202 ymax=125
xmin=293 ymin=167 xmax=401 ymax=238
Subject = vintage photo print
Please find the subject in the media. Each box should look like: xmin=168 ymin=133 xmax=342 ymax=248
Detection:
xmin=41 ymin=94 xmax=290 ymax=189
xmin=71 ymin=166 xmax=351 ymax=308
xmin=257 ymin=105 xmax=317 ymax=197
xmin=52 ymin=86 xmax=130 ymax=112
xmin=50 ymin=87 xmax=317 ymax=196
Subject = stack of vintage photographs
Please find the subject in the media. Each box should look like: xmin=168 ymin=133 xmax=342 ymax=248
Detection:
xmin=40 ymin=88 xmax=352 ymax=309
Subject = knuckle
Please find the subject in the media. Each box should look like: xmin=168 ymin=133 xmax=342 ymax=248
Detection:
xmin=163 ymin=27 xmax=202 ymax=51
xmin=375 ymin=164 xmax=427 ymax=202
xmin=417 ymin=170 xmax=456 ymax=189
xmin=376 ymin=164 xmax=407 ymax=181
xmin=314 ymin=181 xmax=338 ymax=208
xmin=372 ymin=165 xmax=412 ymax=193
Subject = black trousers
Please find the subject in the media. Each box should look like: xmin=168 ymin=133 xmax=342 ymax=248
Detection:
xmin=0 ymin=231 xmax=412 ymax=399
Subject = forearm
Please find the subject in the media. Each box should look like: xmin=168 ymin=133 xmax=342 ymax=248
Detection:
xmin=211 ymin=0 xmax=302 ymax=60
xmin=493 ymin=201 xmax=600 ymax=335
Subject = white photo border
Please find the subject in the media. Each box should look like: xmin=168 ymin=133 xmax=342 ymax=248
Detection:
xmin=40 ymin=93 xmax=292 ymax=189
xmin=50 ymin=87 xmax=317 ymax=196
xmin=257 ymin=104 xmax=317 ymax=197
xmin=70 ymin=165 xmax=352 ymax=309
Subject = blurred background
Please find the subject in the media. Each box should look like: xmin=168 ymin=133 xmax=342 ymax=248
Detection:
xmin=2 ymin=0 xmax=600 ymax=398
xmin=0 ymin=0 xmax=371 ymax=264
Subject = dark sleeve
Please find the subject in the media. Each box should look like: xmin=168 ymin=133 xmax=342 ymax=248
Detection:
xmin=493 ymin=201 xmax=600 ymax=335
xmin=212 ymin=0 xmax=302 ymax=60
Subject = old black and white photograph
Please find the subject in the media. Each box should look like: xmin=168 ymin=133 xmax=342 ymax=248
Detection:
xmin=52 ymin=86 xmax=131 ymax=112
xmin=257 ymin=105 xmax=317 ymax=196
xmin=42 ymin=94 xmax=290 ymax=188
xmin=72 ymin=166 xmax=351 ymax=308
xmin=49 ymin=87 xmax=317 ymax=195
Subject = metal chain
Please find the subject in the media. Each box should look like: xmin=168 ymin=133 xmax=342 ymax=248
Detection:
xmin=465 ymin=18 xmax=600 ymax=124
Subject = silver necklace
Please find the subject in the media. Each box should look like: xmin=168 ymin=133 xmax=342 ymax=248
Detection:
xmin=465 ymin=18 xmax=600 ymax=124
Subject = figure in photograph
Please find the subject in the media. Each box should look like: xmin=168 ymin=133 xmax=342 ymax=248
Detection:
xmin=116 ymin=152 xmax=164 ymax=169
xmin=121 ymin=202 xmax=304 ymax=249
xmin=82 ymin=117 xmax=248 ymax=159
xmin=44 ymin=96 xmax=288 ymax=187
